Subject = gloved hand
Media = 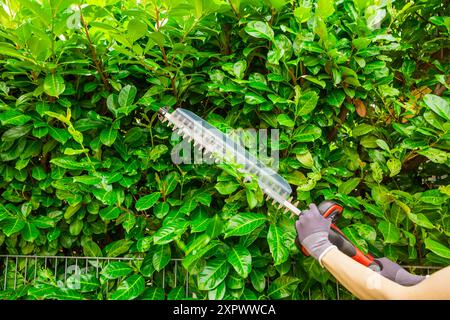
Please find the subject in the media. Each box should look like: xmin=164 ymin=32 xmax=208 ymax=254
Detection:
xmin=375 ymin=257 xmax=427 ymax=286
xmin=295 ymin=203 xmax=337 ymax=266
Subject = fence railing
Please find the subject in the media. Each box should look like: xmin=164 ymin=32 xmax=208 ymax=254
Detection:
xmin=0 ymin=254 xmax=441 ymax=300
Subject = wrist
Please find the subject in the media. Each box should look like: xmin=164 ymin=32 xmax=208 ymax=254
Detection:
xmin=318 ymin=245 xmax=338 ymax=267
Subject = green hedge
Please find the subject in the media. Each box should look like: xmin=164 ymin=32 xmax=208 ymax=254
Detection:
xmin=0 ymin=0 xmax=449 ymax=300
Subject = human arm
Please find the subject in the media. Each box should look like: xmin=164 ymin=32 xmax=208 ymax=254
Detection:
xmin=295 ymin=203 xmax=450 ymax=299
xmin=321 ymin=247 xmax=450 ymax=300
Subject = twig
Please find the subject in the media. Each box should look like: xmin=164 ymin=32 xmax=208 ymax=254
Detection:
xmin=79 ymin=7 xmax=110 ymax=91
xmin=327 ymin=97 xmax=350 ymax=142
xmin=227 ymin=0 xmax=240 ymax=19
xmin=433 ymin=74 xmax=450 ymax=96
xmin=155 ymin=5 xmax=177 ymax=98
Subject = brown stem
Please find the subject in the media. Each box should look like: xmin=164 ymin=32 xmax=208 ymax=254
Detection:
xmin=227 ymin=0 xmax=240 ymax=19
xmin=299 ymin=61 xmax=305 ymax=86
xmin=288 ymin=68 xmax=297 ymax=86
xmin=433 ymin=74 xmax=450 ymax=96
xmin=155 ymin=5 xmax=177 ymax=98
xmin=327 ymin=98 xmax=350 ymax=142
xmin=79 ymin=7 xmax=110 ymax=91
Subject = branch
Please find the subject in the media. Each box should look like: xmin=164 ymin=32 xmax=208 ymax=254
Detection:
xmin=327 ymin=97 xmax=350 ymax=142
xmin=227 ymin=0 xmax=240 ymax=19
xmin=79 ymin=8 xmax=110 ymax=91
xmin=433 ymin=74 xmax=450 ymax=96
xmin=155 ymin=5 xmax=177 ymax=98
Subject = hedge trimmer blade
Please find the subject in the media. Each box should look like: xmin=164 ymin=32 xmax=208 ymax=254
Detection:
xmin=158 ymin=107 xmax=301 ymax=215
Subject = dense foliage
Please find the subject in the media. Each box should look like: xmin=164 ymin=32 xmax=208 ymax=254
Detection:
xmin=0 ymin=0 xmax=449 ymax=300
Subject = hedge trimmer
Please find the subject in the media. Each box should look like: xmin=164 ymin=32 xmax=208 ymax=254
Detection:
xmin=158 ymin=107 xmax=380 ymax=271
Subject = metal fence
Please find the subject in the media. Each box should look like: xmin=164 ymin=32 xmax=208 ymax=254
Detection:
xmin=0 ymin=254 xmax=442 ymax=300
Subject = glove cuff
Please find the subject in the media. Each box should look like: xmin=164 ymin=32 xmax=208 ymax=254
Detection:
xmin=302 ymin=231 xmax=334 ymax=263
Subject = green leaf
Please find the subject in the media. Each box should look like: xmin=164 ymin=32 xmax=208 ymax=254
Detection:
xmin=50 ymin=157 xmax=92 ymax=170
xmin=417 ymin=148 xmax=447 ymax=164
xmin=127 ymin=19 xmax=147 ymax=42
xmin=277 ymin=114 xmax=295 ymax=127
xmin=100 ymin=126 xmax=118 ymax=146
xmin=110 ymin=274 xmax=145 ymax=300
xmin=153 ymin=218 xmax=189 ymax=245
xmin=377 ymin=221 xmax=401 ymax=244
xmin=317 ymin=0 xmax=335 ymax=19
xmin=141 ymin=287 xmax=165 ymax=300
xmin=296 ymin=151 xmax=314 ymax=169
xmin=135 ymin=192 xmax=161 ymax=211
xmin=267 ymin=276 xmax=300 ymax=299
xmin=293 ymin=125 xmax=321 ymax=142
xmin=206 ymin=214 xmax=223 ymax=239
xmin=376 ymin=139 xmax=390 ymax=151
xmin=245 ymin=21 xmax=274 ymax=40
xmin=73 ymin=175 xmax=102 ymax=185
xmin=82 ymin=239 xmax=103 ymax=257
xmin=407 ymin=212 xmax=434 ymax=229
xmin=423 ymin=94 xmax=450 ymax=121
xmin=99 ymin=206 xmax=121 ymax=221
xmin=326 ymin=89 xmax=345 ymax=107
xmin=1 ymin=125 xmax=31 ymax=141
xmin=102 ymin=262 xmax=133 ymax=279
xmin=32 ymin=166 xmax=47 ymax=181
xmin=153 ymin=202 xmax=170 ymax=219
xmin=22 ymin=222 xmax=39 ymax=241
xmin=198 ymin=258 xmax=230 ymax=291
xmin=245 ymin=92 xmax=266 ymax=104
xmin=48 ymin=127 xmax=71 ymax=144
xmin=0 ymin=217 xmax=25 ymax=236
xmin=215 ymin=181 xmax=240 ymax=195
xmin=118 ymin=85 xmax=137 ymax=108
xmin=294 ymin=2 xmax=312 ymax=23
xmin=296 ymin=91 xmax=319 ymax=116
xmin=250 ymin=269 xmax=266 ymax=293
xmin=224 ymin=213 xmax=266 ymax=238
xmin=75 ymin=273 xmax=100 ymax=293
xmin=227 ymin=245 xmax=252 ymax=278
xmin=267 ymin=224 xmax=289 ymax=265
xmin=303 ymin=75 xmax=326 ymax=88
xmin=178 ymin=199 xmax=198 ymax=215
xmin=182 ymin=240 xmax=220 ymax=271
xmin=419 ymin=189 xmax=448 ymax=205
xmin=167 ymin=287 xmax=186 ymax=300
xmin=387 ymin=158 xmax=401 ymax=177
xmin=160 ymin=171 xmax=179 ymax=195
xmin=207 ymin=281 xmax=226 ymax=300
xmin=424 ymin=238 xmax=450 ymax=259
xmin=0 ymin=109 xmax=32 ymax=126
xmin=44 ymin=73 xmax=65 ymax=97
xmin=153 ymin=244 xmax=171 ymax=271
xmin=105 ymin=239 xmax=133 ymax=257
xmin=338 ymin=178 xmax=360 ymax=195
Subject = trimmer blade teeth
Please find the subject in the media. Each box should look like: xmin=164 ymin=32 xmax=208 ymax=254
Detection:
xmin=293 ymin=201 xmax=299 ymax=208
xmin=277 ymin=203 xmax=283 ymax=210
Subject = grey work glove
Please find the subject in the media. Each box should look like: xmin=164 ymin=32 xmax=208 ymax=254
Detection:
xmin=375 ymin=257 xmax=427 ymax=286
xmin=295 ymin=203 xmax=337 ymax=267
